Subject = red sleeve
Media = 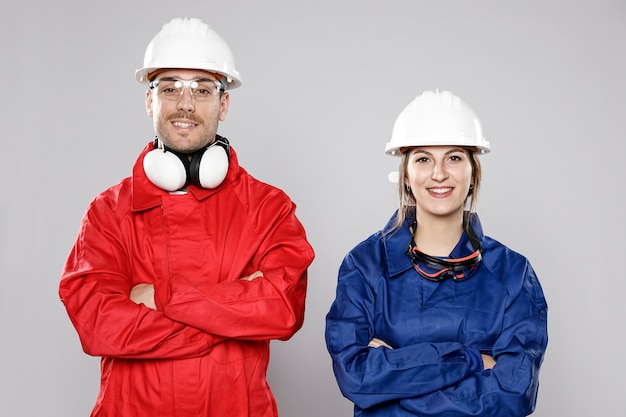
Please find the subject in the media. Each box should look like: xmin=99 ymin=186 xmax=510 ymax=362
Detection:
xmin=59 ymin=195 xmax=221 ymax=359
xmin=162 ymin=196 xmax=315 ymax=341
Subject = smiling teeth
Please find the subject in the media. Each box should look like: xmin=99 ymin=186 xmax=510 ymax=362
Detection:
xmin=430 ymin=188 xmax=452 ymax=194
xmin=173 ymin=122 xmax=195 ymax=128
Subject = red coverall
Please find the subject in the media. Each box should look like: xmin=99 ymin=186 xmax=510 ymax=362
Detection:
xmin=59 ymin=142 xmax=315 ymax=417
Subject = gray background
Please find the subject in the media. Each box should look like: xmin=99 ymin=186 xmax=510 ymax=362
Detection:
xmin=1 ymin=0 xmax=625 ymax=416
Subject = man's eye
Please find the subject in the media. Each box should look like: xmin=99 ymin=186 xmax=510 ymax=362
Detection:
xmin=194 ymin=89 xmax=212 ymax=96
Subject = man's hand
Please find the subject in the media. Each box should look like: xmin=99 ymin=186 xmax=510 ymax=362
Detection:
xmin=240 ymin=271 xmax=264 ymax=281
xmin=130 ymin=283 xmax=157 ymax=310
xmin=129 ymin=272 xmax=262 ymax=310
xmin=481 ymin=354 xmax=496 ymax=370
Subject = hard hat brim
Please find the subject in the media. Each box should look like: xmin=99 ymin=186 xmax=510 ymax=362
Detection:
xmin=135 ymin=67 xmax=242 ymax=89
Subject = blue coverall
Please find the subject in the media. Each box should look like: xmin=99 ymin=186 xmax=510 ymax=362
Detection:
xmin=326 ymin=213 xmax=548 ymax=416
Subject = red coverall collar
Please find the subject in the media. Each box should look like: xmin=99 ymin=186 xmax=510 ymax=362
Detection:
xmin=130 ymin=141 xmax=241 ymax=212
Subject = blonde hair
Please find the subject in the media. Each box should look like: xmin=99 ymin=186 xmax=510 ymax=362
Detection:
xmin=390 ymin=147 xmax=482 ymax=232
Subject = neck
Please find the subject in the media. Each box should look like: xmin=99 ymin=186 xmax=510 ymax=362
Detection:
xmin=413 ymin=210 xmax=464 ymax=257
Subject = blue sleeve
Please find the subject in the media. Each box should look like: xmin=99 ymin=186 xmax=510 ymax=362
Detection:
xmin=326 ymin=253 xmax=548 ymax=416
xmin=325 ymin=255 xmax=485 ymax=410
xmin=398 ymin=262 xmax=548 ymax=417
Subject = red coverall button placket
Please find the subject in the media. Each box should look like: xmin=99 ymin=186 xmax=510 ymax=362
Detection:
xmin=161 ymin=193 xmax=205 ymax=414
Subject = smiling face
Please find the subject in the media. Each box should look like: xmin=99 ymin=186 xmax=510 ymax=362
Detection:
xmin=404 ymin=146 xmax=474 ymax=223
xmin=145 ymin=69 xmax=230 ymax=153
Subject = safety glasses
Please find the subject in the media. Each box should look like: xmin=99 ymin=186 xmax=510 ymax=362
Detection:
xmin=149 ymin=77 xmax=225 ymax=101
xmin=406 ymin=222 xmax=483 ymax=282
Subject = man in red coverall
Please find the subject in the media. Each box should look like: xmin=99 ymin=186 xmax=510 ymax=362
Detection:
xmin=59 ymin=17 xmax=315 ymax=417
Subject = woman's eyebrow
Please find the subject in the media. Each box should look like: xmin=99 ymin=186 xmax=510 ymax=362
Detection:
xmin=410 ymin=149 xmax=432 ymax=156
xmin=410 ymin=148 xmax=465 ymax=156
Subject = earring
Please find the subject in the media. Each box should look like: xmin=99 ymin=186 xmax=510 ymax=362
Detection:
xmin=405 ymin=185 xmax=411 ymax=192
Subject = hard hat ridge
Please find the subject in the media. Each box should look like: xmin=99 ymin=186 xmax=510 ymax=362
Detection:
xmin=160 ymin=17 xmax=205 ymax=37
xmin=385 ymin=89 xmax=490 ymax=156
xmin=136 ymin=17 xmax=242 ymax=89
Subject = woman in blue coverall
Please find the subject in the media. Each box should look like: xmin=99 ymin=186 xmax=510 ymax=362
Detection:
xmin=325 ymin=90 xmax=548 ymax=417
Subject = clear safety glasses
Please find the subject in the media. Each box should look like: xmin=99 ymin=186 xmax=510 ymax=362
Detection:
xmin=406 ymin=223 xmax=483 ymax=282
xmin=149 ymin=77 xmax=225 ymax=102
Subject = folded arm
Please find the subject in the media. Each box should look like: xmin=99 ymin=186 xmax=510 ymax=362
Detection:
xmin=162 ymin=200 xmax=314 ymax=341
xmin=325 ymin=262 xmax=484 ymax=409
xmin=59 ymin=201 xmax=220 ymax=359
xmin=326 ymin=257 xmax=547 ymax=415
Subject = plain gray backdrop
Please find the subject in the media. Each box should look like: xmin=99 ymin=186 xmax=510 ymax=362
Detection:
xmin=1 ymin=1 xmax=625 ymax=416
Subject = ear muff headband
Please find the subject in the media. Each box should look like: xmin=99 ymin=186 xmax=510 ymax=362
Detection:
xmin=143 ymin=136 xmax=230 ymax=191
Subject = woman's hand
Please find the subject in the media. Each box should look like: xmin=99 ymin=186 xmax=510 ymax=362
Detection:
xmin=368 ymin=338 xmax=393 ymax=349
xmin=481 ymin=354 xmax=496 ymax=370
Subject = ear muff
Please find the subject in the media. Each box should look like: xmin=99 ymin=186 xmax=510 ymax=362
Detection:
xmin=143 ymin=145 xmax=190 ymax=191
xmin=143 ymin=136 xmax=230 ymax=191
xmin=188 ymin=140 xmax=230 ymax=188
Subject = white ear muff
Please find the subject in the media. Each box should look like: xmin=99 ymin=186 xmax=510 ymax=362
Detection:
xmin=143 ymin=149 xmax=188 ymax=192
xmin=197 ymin=144 xmax=229 ymax=188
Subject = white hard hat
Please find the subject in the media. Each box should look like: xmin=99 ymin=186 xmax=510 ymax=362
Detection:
xmin=385 ymin=90 xmax=490 ymax=156
xmin=136 ymin=17 xmax=242 ymax=89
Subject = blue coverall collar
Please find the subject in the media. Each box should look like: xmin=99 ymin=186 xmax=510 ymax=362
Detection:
xmin=382 ymin=211 xmax=485 ymax=279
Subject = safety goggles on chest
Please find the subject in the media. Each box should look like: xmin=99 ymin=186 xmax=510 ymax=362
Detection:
xmin=406 ymin=222 xmax=483 ymax=282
